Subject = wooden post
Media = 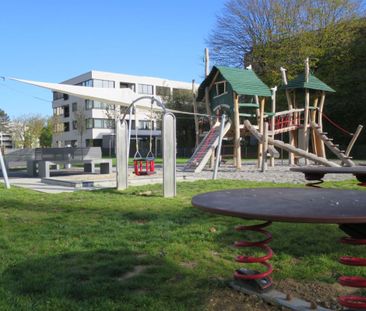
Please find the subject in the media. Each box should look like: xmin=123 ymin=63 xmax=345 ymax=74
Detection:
xmin=303 ymin=89 xmax=310 ymax=165
xmin=204 ymin=49 xmax=215 ymax=168
xmin=345 ymin=125 xmax=363 ymax=157
xmin=205 ymin=48 xmax=210 ymax=77
xmin=261 ymin=122 xmax=269 ymax=172
xmin=257 ymin=97 xmax=265 ymax=168
xmin=192 ymin=80 xmax=199 ymax=148
xmin=270 ymin=87 xmax=277 ymax=167
xmin=305 ymin=57 xmax=310 ymax=83
xmin=281 ymin=67 xmax=295 ymax=165
xmin=317 ymin=92 xmax=326 ymax=158
xmin=233 ymin=93 xmax=241 ymax=169
xmin=311 ymin=96 xmax=319 ymax=156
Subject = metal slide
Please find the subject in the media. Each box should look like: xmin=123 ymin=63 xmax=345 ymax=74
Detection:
xmin=184 ymin=120 xmax=232 ymax=173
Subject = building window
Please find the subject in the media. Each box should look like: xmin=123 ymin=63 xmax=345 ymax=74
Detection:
xmin=53 ymin=92 xmax=64 ymax=100
xmin=77 ymin=79 xmax=93 ymax=87
xmin=138 ymin=120 xmax=152 ymax=130
xmin=53 ymin=122 xmax=64 ymax=133
xmin=156 ymin=86 xmax=171 ymax=97
xmin=53 ymin=106 xmax=64 ymax=116
xmin=77 ymin=79 xmax=115 ymax=88
xmin=93 ymin=79 xmax=115 ymax=88
xmin=120 ymin=82 xmax=135 ymax=92
xmin=86 ymin=119 xmax=93 ymax=129
xmin=64 ymin=122 xmax=70 ymax=132
xmin=72 ymin=120 xmax=78 ymax=130
xmin=85 ymin=99 xmax=108 ymax=110
xmin=72 ymin=102 xmax=78 ymax=112
xmin=85 ymin=100 xmax=93 ymax=110
xmin=85 ymin=118 xmax=115 ymax=129
xmin=138 ymin=84 xmax=153 ymax=95
xmin=63 ymin=105 xmax=70 ymax=118
xmin=215 ymin=81 xmax=227 ymax=97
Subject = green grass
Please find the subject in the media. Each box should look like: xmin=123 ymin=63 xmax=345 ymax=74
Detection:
xmin=0 ymin=179 xmax=365 ymax=310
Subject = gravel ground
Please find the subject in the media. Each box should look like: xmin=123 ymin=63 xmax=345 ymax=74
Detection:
xmin=183 ymin=160 xmax=354 ymax=184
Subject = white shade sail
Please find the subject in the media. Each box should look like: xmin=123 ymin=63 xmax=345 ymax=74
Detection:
xmin=11 ymin=78 xmax=164 ymax=112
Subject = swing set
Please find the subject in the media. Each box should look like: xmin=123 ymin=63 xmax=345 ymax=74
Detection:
xmin=133 ymin=104 xmax=156 ymax=176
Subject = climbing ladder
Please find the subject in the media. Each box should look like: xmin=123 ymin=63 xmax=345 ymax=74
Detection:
xmin=311 ymin=122 xmax=355 ymax=167
xmin=184 ymin=120 xmax=232 ymax=173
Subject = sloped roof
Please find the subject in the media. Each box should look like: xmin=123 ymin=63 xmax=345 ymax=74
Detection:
xmin=284 ymin=73 xmax=335 ymax=92
xmin=197 ymin=66 xmax=271 ymax=101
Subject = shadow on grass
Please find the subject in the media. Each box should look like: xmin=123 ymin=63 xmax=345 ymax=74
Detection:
xmin=2 ymin=248 xmax=207 ymax=309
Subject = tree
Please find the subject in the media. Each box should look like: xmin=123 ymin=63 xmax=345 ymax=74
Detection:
xmin=74 ymin=103 xmax=86 ymax=147
xmin=10 ymin=115 xmax=46 ymax=148
xmin=208 ymin=0 xmax=363 ymax=68
xmin=39 ymin=117 xmax=53 ymax=147
xmin=0 ymin=108 xmax=10 ymax=132
xmin=166 ymin=90 xmax=201 ymax=157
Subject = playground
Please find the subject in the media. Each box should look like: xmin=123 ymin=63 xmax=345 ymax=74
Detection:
xmin=1 ymin=58 xmax=366 ymax=310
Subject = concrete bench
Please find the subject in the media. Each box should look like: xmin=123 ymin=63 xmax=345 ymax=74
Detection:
xmin=4 ymin=148 xmax=35 ymax=169
xmin=37 ymin=159 xmax=112 ymax=178
xmin=83 ymin=159 xmax=112 ymax=174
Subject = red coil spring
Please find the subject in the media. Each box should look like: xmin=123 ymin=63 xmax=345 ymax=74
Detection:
xmin=338 ymin=236 xmax=366 ymax=309
xmin=234 ymin=221 xmax=274 ymax=285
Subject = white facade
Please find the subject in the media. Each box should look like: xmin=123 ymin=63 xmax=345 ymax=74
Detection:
xmin=52 ymin=70 xmax=194 ymax=154
xmin=0 ymin=132 xmax=13 ymax=149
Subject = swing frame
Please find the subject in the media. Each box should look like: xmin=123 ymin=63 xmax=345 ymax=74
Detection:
xmin=133 ymin=104 xmax=156 ymax=176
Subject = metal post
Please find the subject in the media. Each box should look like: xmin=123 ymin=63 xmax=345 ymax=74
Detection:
xmin=127 ymin=106 xmax=133 ymax=159
xmin=116 ymin=118 xmax=128 ymax=190
xmin=162 ymin=112 xmax=176 ymax=197
xmin=0 ymin=147 xmax=10 ymax=189
xmin=213 ymin=114 xmax=226 ymax=180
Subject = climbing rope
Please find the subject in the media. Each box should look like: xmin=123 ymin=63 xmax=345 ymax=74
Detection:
xmin=321 ymin=111 xmax=353 ymax=136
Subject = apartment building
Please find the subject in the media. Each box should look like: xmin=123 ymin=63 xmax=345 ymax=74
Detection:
xmin=0 ymin=132 xmax=13 ymax=150
xmin=52 ymin=70 xmax=193 ymax=155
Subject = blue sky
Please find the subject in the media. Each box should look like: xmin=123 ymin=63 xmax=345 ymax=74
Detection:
xmin=0 ymin=0 xmax=224 ymax=118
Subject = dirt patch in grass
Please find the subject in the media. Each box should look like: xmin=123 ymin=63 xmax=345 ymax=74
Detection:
xmin=205 ymin=288 xmax=281 ymax=311
xmin=205 ymin=279 xmax=358 ymax=310
xmin=275 ymin=279 xmax=358 ymax=310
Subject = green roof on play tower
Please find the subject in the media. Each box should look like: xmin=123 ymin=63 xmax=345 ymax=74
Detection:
xmin=284 ymin=73 xmax=335 ymax=92
xmin=196 ymin=66 xmax=272 ymax=101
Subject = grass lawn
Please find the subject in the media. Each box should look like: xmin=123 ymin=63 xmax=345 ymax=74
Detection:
xmin=0 ymin=179 xmax=365 ymax=310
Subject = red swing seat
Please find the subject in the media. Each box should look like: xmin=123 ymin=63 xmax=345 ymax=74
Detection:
xmin=133 ymin=151 xmax=155 ymax=176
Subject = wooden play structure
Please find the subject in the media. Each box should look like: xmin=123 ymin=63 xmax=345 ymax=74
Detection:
xmin=185 ymin=59 xmax=363 ymax=172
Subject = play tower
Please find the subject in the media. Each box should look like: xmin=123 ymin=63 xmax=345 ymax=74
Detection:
xmin=184 ymin=59 xmax=362 ymax=172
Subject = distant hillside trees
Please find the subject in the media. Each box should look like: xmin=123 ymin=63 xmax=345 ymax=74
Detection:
xmin=208 ymin=0 xmax=363 ymax=68
xmin=208 ymin=0 xmax=366 ymax=150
